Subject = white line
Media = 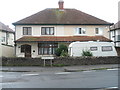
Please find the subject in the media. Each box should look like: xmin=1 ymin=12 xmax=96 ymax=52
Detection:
xmin=83 ymin=70 xmax=96 ymax=73
xmin=22 ymin=74 xmax=39 ymax=76
xmin=106 ymin=87 xmax=118 ymax=89
xmin=0 ymin=76 xmax=3 ymax=78
xmin=107 ymin=68 xmax=118 ymax=71
xmin=83 ymin=71 xmax=92 ymax=72
xmin=55 ymin=72 xmax=71 ymax=75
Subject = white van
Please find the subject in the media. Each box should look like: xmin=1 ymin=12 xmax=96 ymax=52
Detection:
xmin=68 ymin=41 xmax=118 ymax=57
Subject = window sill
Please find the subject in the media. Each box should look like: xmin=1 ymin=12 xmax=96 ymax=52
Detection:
xmin=23 ymin=35 xmax=32 ymax=36
xmin=41 ymin=35 xmax=55 ymax=36
xmin=95 ymin=34 xmax=103 ymax=36
xmin=74 ymin=34 xmax=87 ymax=36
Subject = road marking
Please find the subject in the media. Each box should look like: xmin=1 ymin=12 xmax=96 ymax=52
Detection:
xmin=83 ymin=70 xmax=96 ymax=73
xmin=105 ymin=87 xmax=118 ymax=89
xmin=83 ymin=71 xmax=92 ymax=72
xmin=22 ymin=74 xmax=39 ymax=76
xmin=107 ymin=68 xmax=118 ymax=71
xmin=55 ymin=72 xmax=71 ymax=75
xmin=0 ymin=75 xmax=3 ymax=78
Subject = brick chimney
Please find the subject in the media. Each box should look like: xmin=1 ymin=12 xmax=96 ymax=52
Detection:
xmin=58 ymin=0 xmax=64 ymax=10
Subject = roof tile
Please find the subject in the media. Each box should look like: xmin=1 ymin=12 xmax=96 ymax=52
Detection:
xmin=13 ymin=8 xmax=112 ymax=25
xmin=15 ymin=36 xmax=112 ymax=42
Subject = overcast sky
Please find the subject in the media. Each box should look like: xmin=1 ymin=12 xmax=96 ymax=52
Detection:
xmin=0 ymin=0 xmax=119 ymax=30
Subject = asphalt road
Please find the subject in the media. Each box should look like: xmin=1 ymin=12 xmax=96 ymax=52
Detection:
xmin=1 ymin=68 xmax=119 ymax=89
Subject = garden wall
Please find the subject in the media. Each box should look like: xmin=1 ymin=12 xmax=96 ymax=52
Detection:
xmin=1 ymin=56 xmax=120 ymax=66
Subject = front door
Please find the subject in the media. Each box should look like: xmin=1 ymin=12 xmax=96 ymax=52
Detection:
xmin=23 ymin=45 xmax=31 ymax=57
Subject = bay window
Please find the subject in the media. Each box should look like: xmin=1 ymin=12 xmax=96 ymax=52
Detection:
xmin=38 ymin=43 xmax=58 ymax=55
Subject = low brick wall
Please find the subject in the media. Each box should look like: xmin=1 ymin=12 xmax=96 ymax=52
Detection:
xmin=1 ymin=56 xmax=120 ymax=66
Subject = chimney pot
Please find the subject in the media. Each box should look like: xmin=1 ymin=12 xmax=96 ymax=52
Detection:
xmin=58 ymin=0 xmax=64 ymax=10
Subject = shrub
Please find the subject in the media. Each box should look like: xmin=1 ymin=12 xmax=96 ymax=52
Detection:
xmin=55 ymin=48 xmax=61 ymax=56
xmin=81 ymin=50 xmax=93 ymax=56
xmin=60 ymin=50 xmax=69 ymax=57
xmin=55 ymin=44 xmax=68 ymax=56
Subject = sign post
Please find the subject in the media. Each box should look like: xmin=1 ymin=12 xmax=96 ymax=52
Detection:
xmin=41 ymin=56 xmax=54 ymax=67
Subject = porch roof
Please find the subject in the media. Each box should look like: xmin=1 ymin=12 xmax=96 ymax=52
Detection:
xmin=15 ymin=36 xmax=112 ymax=42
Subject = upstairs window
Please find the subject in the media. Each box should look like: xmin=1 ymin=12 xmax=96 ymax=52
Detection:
xmin=41 ymin=27 xmax=54 ymax=35
xmin=23 ymin=27 xmax=32 ymax=35
xmin=75 ymin=28 xmax=86 ymax=35
xmin=95 ymin=28 xmax=103 ymax=35
xmin=117 ymin=35 xmax=120 ymax=41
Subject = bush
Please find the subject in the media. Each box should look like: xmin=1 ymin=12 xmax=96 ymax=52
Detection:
xmin=55 ymin=44 xmax=68 ymax=56
xmin=81 ymin=50 xmax=93 ymax=56
xmin=60 ymin=50 xmax=69 ymax=57
xmin=55 ymin=48 xmax=61 ymax=56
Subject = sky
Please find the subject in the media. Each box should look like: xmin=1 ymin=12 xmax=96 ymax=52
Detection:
xmin=0 ymin=0 xmax=119 ymax=30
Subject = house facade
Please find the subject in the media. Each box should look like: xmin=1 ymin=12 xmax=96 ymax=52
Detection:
xmin=0 ymin=22 xmax=15 ymax=57
xmin=13 ymin=0 xmax=112 ymax=58
xmin=109 ymin=21 xmax=120 ymax=55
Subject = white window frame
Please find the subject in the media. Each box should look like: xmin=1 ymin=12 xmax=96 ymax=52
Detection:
xmin=75 ymin=28 xmax=86 ymax=35
xmin=23 ymin=27 xmax=32 ymax=36
xmin=95 ymin=28 xmax=103 ymax=35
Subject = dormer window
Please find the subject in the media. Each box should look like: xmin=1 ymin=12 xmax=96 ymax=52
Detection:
xmin=23 ymin=27 xmax=32 ymax=35
xmin=75 ymin=28 xmax=86 ymax=35
xmin=41 ymin=27 xmax=54 ymax=35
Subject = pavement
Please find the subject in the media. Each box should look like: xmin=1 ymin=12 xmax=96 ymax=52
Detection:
xmin=1 ymin=64 xmax=119 ymax=72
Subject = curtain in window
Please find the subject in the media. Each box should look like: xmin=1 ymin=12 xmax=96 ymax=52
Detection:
xmin=46 ymin=28 xmax=49 ymax=35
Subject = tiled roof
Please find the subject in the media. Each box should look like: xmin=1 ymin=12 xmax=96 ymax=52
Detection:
xmin=13 ymin=8 xmax=112 ymax=25
xmin=15 ymin=36 xmax=112 ymax=42
xmin=110 ymin=21 xmax=120 ymax=30
xmin=0 ymin=22 xmax=14 ymax=33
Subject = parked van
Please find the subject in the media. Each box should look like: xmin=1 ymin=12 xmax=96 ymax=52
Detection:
xmin=68 ymin=41 xmax=118 ymax=57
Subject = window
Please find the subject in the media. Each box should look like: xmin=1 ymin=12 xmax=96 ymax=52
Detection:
xmin=76 ymin=28 xmax=86 ymax=35
xmin=21 ymin=45 xmax=26 ymax=53
xmin=95 ymin=28 xmax=102 ymax=35
xmin=1 ymin=37 xmax=5 ymax=42
xmin=102 ymin=46 xmax=113 ymax=51
xmin=95 ymin=28 xmax=99 ymax=34
xmin=117 ymin=35 xmax=120 ymax=41
xmin=41 ymin=27 xmax=54 ymax=35
xmin=38 ymin=43 xmax=58 ymax=55
xmin=90 ymin=47 xmax=97 ymax=51
xmin=23 ymin=27 xmax=32 ymax=35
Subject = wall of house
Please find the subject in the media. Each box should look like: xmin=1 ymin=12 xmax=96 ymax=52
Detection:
xmin=2 ymin=45 xmax=14 ymax=57
xmin=0 ymin=31 xmax=2 ymax=57
xmin=0 ymin=30 xmax=14 ymax=57
xmin=15 ymin=25 xmax=109 ymax=40
xmin=16 ymin=42 xmax=71 ymax=58
xmin=16 ymin=42 xmax=38 ymax=58
xmin=8 ymin=33 xmax=14 ymax=46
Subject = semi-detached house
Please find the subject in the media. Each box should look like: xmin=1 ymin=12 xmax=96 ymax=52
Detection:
xmin=13 ymin=0 xmax=112 ymax=58
xmin=110 ymin=21 xmax=120 ymax=56
xmin=0 ymin=22 xmax=15 ymax=57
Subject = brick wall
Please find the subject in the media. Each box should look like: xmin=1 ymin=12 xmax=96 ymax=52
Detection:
xmin=2 ymin=56 xmax=120 ymax=66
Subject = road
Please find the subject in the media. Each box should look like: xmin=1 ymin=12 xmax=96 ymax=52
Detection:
xmin=1 ymin=68 xmax=119 ymax=89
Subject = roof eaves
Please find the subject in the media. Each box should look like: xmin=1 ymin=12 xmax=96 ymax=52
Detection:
xmin=13 ymin=23 xmax=112 ymax=26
